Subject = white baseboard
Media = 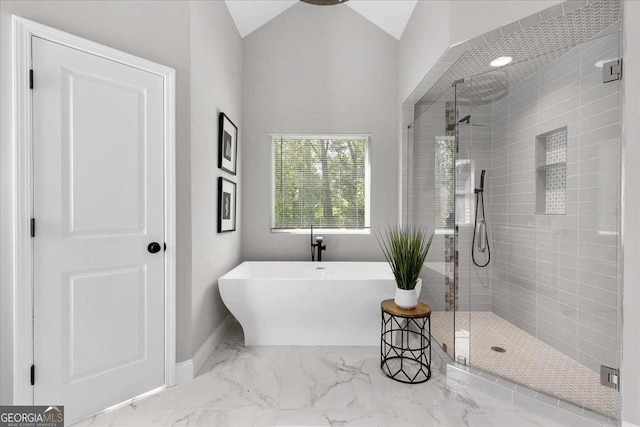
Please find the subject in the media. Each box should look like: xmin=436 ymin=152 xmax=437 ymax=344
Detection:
xmin=192 ymin=314 xmax=233 ymax=376
xmin=174 ymin=360 xmax=193 ymax=385
xmin=623 ymin=421 xmax=640 ymax=427
xmin=173 ymin=314 xmax=233 ymax=384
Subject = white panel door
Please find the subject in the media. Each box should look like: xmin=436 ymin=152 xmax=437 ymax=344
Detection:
xmin=32 ymin=36 xmax=165 ymax=424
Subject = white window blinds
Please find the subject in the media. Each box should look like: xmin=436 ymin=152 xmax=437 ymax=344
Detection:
xmin=272 ymin=135 xmax=371 ymax=230
xmin=435 ymin=136 xmax=456 ymax=230
xmin=435 ymin=136 xmax=472 ymax=231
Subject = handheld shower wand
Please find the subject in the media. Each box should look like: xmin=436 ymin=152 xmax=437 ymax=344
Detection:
xmin=472 ymin=170 xmax=491 ymax=268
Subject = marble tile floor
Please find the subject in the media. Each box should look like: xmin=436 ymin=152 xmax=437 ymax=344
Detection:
xmin=77 ymin=322 xmax=578 ymax=427
xmin=430 ymin=311 xmax=618 ymax=418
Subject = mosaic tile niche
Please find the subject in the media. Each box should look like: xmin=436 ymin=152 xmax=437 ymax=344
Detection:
xmin=536 ymin=127 xmax=567 ymax=214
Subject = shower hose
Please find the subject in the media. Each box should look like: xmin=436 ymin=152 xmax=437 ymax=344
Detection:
xmin=472 ymin=189 xmax=491 ymax=268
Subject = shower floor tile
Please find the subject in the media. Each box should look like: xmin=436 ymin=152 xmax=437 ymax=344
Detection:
xmin=430 ymin=311 xmax=618 ymax=418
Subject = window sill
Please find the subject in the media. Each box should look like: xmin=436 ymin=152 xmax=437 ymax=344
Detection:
xmin=434 ymin=228 xmax=454 ymax=235
xmin=434 ymin=224 xmax=472 ymax=235
xmin=271 ymin=228 xmax=371 ymax=235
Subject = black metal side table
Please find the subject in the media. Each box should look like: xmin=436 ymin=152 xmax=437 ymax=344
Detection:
xmin=380 ymin=299 xmax=432 ymax=384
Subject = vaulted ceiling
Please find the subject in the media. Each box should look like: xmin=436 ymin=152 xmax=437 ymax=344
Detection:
xmin=224 ymin=0 xmax=418 ymax=39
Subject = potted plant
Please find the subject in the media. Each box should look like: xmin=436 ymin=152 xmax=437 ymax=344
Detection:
xmin=378 ymin=225 xmax=434 ymax=309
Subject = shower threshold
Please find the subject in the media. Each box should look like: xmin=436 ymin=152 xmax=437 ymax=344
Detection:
xmin=430 ymin=311 xmax=618 ymax=423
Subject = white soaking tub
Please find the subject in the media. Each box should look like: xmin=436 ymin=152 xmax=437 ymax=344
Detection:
xmin=219 ymin=261 xmax=399 ymax=346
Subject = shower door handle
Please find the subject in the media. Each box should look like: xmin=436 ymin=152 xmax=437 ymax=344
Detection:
xmin=476 ymin=219 xmax=486 ymax=252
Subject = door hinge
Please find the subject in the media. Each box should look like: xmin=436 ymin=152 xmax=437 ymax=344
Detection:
xmin=29 ymin=69 xmax=33 ymax=89
xmin=30 ymin=364 xmax=34 ymax=386
xmin=30 ymin=218 xmax=35 ymax=238
xmin=603 ymin=59 xmax=622 ymax=83
xmin=601 ymin=365 xmax=619 ymax=390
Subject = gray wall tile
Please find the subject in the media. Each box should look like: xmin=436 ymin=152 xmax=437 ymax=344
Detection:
xmin=489 ymin=33 xmax=621 ymax=374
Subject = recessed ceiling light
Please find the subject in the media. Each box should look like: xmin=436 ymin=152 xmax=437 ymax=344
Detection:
xmin=490 ymin=56 xmax=513 ymax=67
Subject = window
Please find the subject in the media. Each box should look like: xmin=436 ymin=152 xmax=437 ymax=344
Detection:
xmin=455 ymin=159 xmax=472 ymax=226
xmin=435 ymin=136 xmax=456 ymax=230
xmin=271 ymin=134 xmax=371 ymax=232
xmin=434 ymin=136 xmax=472 ymax=232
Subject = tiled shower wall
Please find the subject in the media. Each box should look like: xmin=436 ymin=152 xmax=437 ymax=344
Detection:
xmin=488 ymin=32 xmax=621 ymax=373
xmin=457 ymin=101 xmax=493 ymax=312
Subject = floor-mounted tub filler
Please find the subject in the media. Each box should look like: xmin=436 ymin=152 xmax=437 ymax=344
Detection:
xmin=219 ymin=261 xmax=402 ymax=346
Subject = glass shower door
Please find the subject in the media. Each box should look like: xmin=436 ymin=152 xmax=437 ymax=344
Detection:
xmin=462 ymin=30 xmax=622 ymax=419
xmin=410 ymin=85 xmax=458 ymax=361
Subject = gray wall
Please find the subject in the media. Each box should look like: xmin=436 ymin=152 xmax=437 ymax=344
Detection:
xmin=0 ymin=0 xmax=241 ymax=403
xmin=398 ymin=0 xmax=451 ymax=104
xmin=240 ymin=2 xmax=398 ymax=262
xmin=189 ymin=0 xmax=242 ymax=358
xmin=488 ymin=34 xmax=621 ymax=373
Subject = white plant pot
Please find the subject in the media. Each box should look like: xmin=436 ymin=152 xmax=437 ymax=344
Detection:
xmin=394 ymin=278 xmax=422 ymax=309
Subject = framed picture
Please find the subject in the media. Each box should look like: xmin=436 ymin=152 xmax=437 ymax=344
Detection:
xmin=218 ymin=112 xmax=238 ymax=175
xmin=218 ymin=177 xmax=237 ymax=232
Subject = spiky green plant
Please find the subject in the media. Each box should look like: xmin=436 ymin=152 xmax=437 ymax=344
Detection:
xmin=377 ymin=226 xmax=434 ymax=290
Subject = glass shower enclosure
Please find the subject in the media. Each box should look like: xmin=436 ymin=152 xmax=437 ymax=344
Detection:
xmin=406 ymin=30 xmax=622 ymax=419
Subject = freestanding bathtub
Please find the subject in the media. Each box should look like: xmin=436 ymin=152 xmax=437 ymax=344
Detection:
xmin=219 ymin=261 xmax=410 ymax=346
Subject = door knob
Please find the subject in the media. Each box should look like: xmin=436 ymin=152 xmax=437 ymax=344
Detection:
xmin=147 ymin=242 xmax=161 ymax=254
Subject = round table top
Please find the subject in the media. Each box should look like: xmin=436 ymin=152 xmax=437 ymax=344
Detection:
xmin=381 ymin=299 xmax=431 ymax=318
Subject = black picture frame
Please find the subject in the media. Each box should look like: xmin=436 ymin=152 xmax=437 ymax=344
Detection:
xmin=218 ymin=177 xmax=237 ymax=233
xmin=218 ymin=112 xmax=238 ymax=175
